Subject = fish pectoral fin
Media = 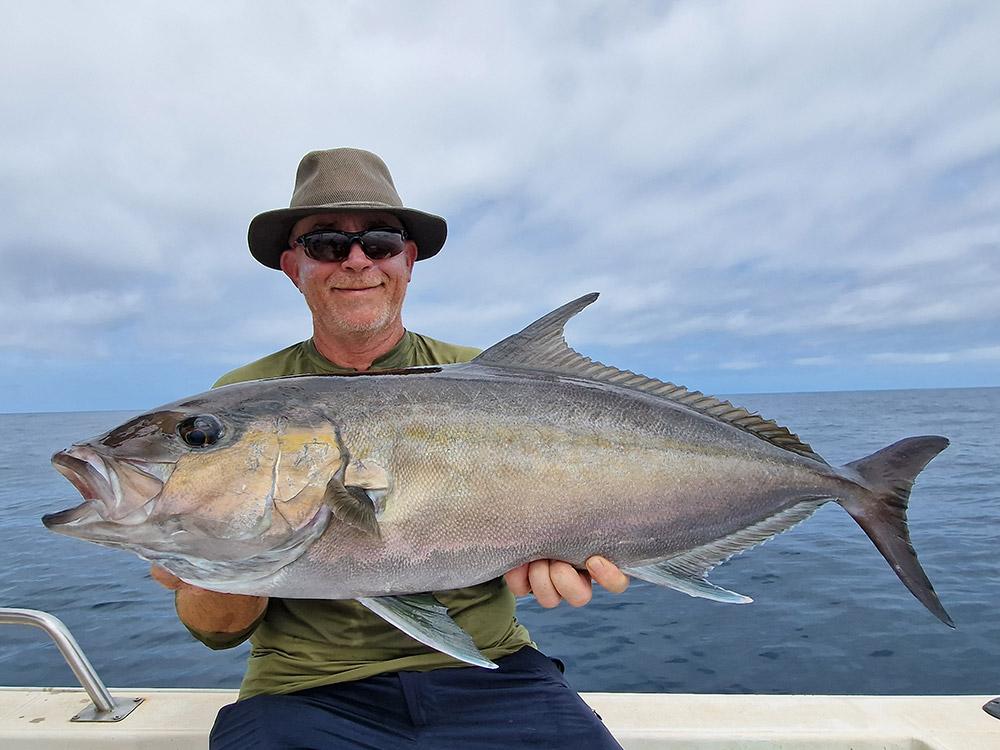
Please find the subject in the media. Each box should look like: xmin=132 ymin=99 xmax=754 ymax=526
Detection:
xmin=322 ymin=477 xmax=381 ymax=538
xmin=358 ymin=594 xmax=498 ymax=670
xmin=344 ymin=459 xmax=391 ymax=518
xmin=622 ymin=560 xmax=752 ymax=604
xmin=326 ymin=426 xmax=383 ymax=536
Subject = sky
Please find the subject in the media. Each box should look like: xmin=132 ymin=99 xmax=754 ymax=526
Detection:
xmin=1 ymin=0 xmax=998 ymax=412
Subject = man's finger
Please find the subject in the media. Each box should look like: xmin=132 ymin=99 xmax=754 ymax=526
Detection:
xmin=549 ymin=561 xmax=593 ymax=607
xmin=504 ymin=564 xmax=532 ymax=596
xmin=586 ymin=556 xmax=630 ymax=594
xmin=527 ymin=560 xmax=561 ymax=608
xmin=150 ymin=565 xmax=183 ymax=590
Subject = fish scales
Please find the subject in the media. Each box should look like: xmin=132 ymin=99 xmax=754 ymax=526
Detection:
xmin=242 ymin=365 xmax=849 ymax=598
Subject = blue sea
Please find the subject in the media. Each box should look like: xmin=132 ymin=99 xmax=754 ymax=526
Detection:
xmin=1 ymin=387 xmax=997 ymax=694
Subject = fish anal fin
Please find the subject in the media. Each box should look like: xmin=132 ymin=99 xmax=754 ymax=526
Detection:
xmin=624 ymin=498 xmax=826 ymax=604
xmin=358 ymin=594 xmax=498 ymax=669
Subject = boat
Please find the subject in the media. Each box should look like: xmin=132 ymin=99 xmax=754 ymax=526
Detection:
xmin=3 ymin=608 xmax=998 ymax=749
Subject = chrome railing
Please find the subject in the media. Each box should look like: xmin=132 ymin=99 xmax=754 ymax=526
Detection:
xmin=0 ymin=607 xmax=142 ymax=721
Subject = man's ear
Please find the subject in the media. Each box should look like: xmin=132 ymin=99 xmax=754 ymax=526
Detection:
xmin=279 ymin=249 xmax=302 ymax=289
xmin=405 ymin=242 xmax=417 ymax=281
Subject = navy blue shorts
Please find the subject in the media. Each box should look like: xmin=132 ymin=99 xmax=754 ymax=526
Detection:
xmin=210 ymin=646 xmax=623 ymax=749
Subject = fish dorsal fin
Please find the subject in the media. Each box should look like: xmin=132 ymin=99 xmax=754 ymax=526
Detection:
xmin=474 ymin=292 xmax=601 ymax=370
xmin=474 ymin=293 xmax=826 ymax=464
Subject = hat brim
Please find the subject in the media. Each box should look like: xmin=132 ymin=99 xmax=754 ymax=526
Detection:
xmin=248 ymin=204 xmax=447 ymax=269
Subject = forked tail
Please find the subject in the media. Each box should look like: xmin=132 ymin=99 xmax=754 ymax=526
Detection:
xmin=838 ymin=436 xmax=953 ymax=627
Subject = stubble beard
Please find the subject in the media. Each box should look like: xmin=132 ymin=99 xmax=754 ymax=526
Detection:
xmin=311 ymin=285 xmax=404 ymax=337
xmin=323 ymin=301 xmax=398 ymax=335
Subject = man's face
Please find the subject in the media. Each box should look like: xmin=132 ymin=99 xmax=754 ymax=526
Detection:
xmin=280 ymin=212 xmax=418 ymax=337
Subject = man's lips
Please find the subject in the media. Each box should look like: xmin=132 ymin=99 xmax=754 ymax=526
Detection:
xmin=332 ymin=285 xmax=382 ymax=293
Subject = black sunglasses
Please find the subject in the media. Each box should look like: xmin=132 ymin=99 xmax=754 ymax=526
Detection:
xmin=294 ymin=228 xmax=409 ymax=263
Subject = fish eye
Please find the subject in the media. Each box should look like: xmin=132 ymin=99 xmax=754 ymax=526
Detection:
xmin=177 ymin=415 xmax=224 ymax=448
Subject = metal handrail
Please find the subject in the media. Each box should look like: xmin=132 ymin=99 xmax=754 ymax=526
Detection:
xmin=1 ymin=607 xmax=142 ymax=721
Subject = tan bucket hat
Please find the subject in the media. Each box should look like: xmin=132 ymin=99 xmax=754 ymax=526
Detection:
xmin=248 ymin=148 xmax=447 ymax=269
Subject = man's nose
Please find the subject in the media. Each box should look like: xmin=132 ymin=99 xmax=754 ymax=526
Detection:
xmin=340 ymin=243 xmax=373 ymax=270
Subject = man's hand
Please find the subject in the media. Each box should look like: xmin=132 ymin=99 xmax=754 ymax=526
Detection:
xmin=151 ymin=565 xmax=268 ymax=634
xmin=504 ymin=556 xmax=629 ymax=608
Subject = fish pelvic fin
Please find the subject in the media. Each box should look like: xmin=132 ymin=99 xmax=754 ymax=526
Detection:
xmin=622 ymin=561 xmax=752 ymax=604
xmin=358 ymin=594 xmax=498 ymax=669
xmin=839 ymin=436 xmax=954 ymax=627
xmin=474 ymin=293 xmax=825 ymax=463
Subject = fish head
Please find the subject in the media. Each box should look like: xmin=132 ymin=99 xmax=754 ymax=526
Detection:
xmin=44 ymin=390 xmax=342 ymax=588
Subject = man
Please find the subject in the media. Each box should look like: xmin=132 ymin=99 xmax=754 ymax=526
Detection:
xmin=153 ymin=148 xmax=629 ymax=749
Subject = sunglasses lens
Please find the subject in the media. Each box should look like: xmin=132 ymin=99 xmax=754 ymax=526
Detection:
xmin=301 ymin=233 xmax=352 ymax=262
xmin=361 ymin=230 xmax=406 ymax=259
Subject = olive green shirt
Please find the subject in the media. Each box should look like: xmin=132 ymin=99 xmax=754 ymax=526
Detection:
xmin=189 ymin=332 xmax=534 ymax=699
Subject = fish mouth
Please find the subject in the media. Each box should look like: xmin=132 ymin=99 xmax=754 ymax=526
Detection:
xmin=41 ymin=498 xmax=101 ymax=529
xmin=46 ymin=446 xmax=169 ymax=530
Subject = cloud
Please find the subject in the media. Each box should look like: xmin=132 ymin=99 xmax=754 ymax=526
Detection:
xmin=1 ymin=0 xmax=999 ymax=409
xmin=868 ymin=346 xmax=1000 ymax=365
xmin=793 ymin=356 xmax=838 ymax=367
xmin=719 ymin=359 xmax=764 ymax=371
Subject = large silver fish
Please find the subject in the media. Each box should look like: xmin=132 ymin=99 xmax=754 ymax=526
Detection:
xmin=44 ymin=294 xmax=952 ymax=668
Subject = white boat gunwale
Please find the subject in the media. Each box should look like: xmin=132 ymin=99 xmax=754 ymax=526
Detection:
xmin=3 ymin=610 xmax=997 ymax=748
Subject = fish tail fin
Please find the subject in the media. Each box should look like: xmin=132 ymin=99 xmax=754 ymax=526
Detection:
xmin=838 ymin=435 xmax=953 ymax=627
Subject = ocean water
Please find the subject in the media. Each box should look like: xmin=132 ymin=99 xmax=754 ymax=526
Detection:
xmin=0 ymin=387 xmax=997 ymax=695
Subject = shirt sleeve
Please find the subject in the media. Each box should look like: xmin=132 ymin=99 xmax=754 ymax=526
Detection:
xmin=178 ymin=593 xmax=267 ymax=650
